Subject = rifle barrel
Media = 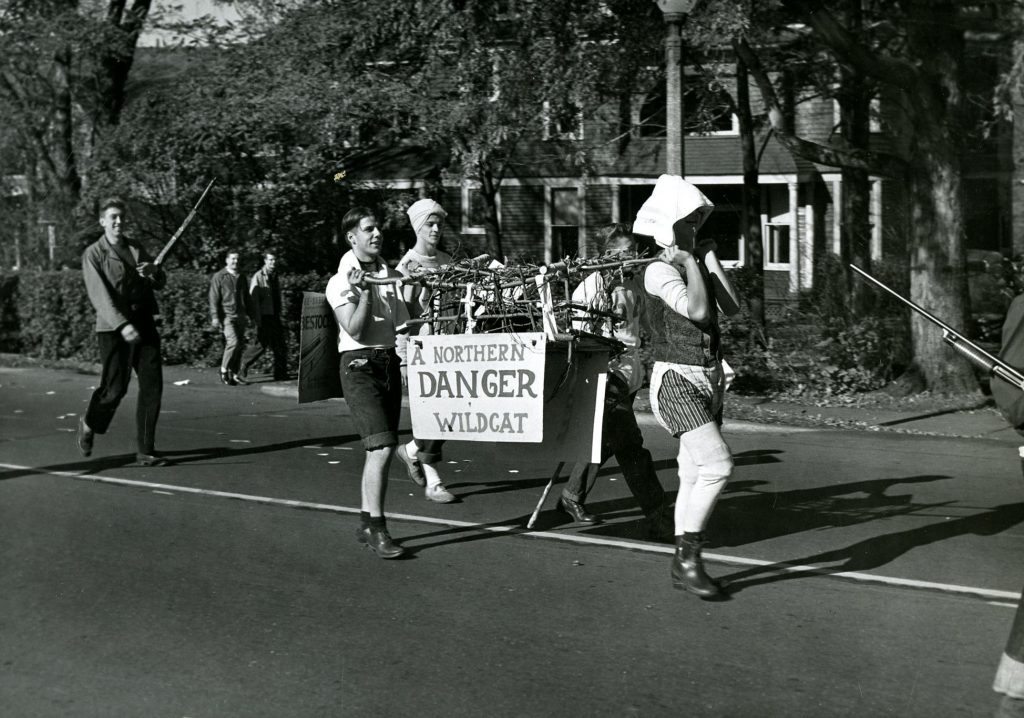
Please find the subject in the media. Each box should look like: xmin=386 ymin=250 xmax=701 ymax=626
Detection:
xmin=850 ymin=263 xmax=1024 ymax=391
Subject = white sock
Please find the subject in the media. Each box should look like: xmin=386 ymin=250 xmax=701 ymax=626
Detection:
xmin=423 ymin=463 xmax=442 ymax=489
xmin=406 ymin=440 xmax=419 ymax=458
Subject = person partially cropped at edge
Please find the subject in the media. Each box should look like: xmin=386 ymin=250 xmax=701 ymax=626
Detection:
xmin=988 ymin=292 xmax=1024 ymax=718
xmin=77 ymin=197 xmax=169 ymax=467
xmin=634 ymin=174 xmax=741 ymax=599
xmin=559 ymin=223 xmax=674 ymax=541
xmin=394 ymin=197 xmax=457 ymax=503
xmin=325 ymin=206 xmax=411 ymax=559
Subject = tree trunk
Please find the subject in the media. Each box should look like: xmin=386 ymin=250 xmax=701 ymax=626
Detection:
xmin=52 ymin=43 xmax=82 ymax=204
xmin=479 ymin=170 xmax=503 ymax=260
xmin=902 ymin=7 xmax=976 ymax=393
xmin=735 ymin=49 xmax=768 ymax=349
xmin=837 ymin=0 xmax=872 ymax=315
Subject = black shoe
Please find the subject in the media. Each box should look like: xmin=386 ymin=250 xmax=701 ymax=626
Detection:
xmin=671 ymin=534 xmax=724 ymax=599
xmin=357 ymin=526 xmax=405 ymax=559
xmin=76 ymin=416 xmax=93 ymax=457
xmin=220 ymin=371 xmax=237 ymax=386
xmin=233 ymin=372 xmax=249 ymax=385
xmin=136 ymin=452 xmax=170 ymax=467
xmin=558 ymin=496 xmax=601 ymax=524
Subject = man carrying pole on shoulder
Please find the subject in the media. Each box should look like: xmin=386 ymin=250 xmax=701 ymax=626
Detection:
xmin=77 ymin=197 xmax=169 ymax=467
xmin=326 ymin=206 xmax=411 ymax=559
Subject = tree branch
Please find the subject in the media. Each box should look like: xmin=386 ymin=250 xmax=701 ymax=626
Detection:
xmin=733 ymin=37 xmax=907 ymax=178
xmin=785 ymin=0 xmax=919 ymax=90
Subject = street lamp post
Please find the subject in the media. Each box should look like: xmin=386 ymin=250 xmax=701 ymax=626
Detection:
xmin=655 ymin=0 xmax=697 ymax=176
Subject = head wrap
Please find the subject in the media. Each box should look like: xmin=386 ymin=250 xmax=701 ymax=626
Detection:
xmin=633 ymin=174 xmax=714 ymax=248
xmin=407 ymin=198 xmax=447 ymax=236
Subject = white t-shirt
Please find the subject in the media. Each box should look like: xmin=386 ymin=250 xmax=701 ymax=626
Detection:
xmin=325 ymin=251 xmax=409 ymax=353
xmin=643 ymin=260 xmax=692 ymax=318
xmin=572 ymin=271 xmax=646 ymax=394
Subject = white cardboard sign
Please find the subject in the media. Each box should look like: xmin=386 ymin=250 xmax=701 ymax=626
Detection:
xmin=408 ymin=332 xmax=546 ymax=442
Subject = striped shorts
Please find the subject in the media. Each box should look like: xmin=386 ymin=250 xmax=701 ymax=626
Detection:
xmin=649 ymin=361 xmax=726 ymax=437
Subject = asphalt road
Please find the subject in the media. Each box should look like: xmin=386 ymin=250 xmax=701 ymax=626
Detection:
xmin=2 ymin=366 xmax=1023 ymax=717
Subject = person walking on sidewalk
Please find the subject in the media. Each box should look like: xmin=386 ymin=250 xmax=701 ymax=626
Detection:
xmin=634 ymin=174 xmax=741 ymax=599
xmin=209 ymin=249 xmax=256 ymax=386
xmin=988 ymin=292 xmax=1024 ymax=718
xmin=77 ymin=197 xmax=169 ymax=467
xmin=240 ymin=251 xmax=289 ymax=381
xmin=394 ymin=197 xmax=457 ymax=503
xmin=326 ymin=206 xmax=411 ymax=559
xmin=558 ymin=223 xmax=673 ymax=541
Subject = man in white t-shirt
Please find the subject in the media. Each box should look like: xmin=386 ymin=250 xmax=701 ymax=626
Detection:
xmin=394 ymin=198 xmax=458 ymax=503
xmin=325 ymin=206 xmax=411 ymax=559
xmin=560 ymin=224 xmax=673 ymax=541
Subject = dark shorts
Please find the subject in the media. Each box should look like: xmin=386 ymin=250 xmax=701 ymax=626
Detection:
xmin=339 ymin=347 xmax=402 ymax=451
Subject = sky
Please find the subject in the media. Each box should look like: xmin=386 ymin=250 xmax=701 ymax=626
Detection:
xmin=139 ymin=0 xmax=246 ymax=47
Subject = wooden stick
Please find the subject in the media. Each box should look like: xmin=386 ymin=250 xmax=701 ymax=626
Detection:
xmin=526 ymin=462 xmax=564 ymax=529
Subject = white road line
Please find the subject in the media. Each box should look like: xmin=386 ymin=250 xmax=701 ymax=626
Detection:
xmin=2 ymin=461 xmax=1020 ymax=603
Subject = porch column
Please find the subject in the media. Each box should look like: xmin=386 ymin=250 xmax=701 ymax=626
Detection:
xmin=870 ymin=178 xmax=882 ymax=260
xmin=831 ymin=179 xmax=842 ymax=255
xmin=788 ymin=181 xmax=800 ymax=294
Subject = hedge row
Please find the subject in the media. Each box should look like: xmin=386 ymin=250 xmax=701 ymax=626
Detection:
xmin=0 ymin=270 xmax=327 ymax=371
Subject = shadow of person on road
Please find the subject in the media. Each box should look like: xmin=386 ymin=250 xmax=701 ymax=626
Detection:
xmin=720 ymin=501 xmax=1024 ymax=595
xmin=707 ymin=474 xmax=953 ymax=548
xmin=0 ymin=433 xmax=364 ymax=481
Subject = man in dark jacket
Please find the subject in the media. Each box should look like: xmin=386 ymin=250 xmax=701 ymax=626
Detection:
xmin=77 ymin=197 xmax=168 ymax=466
xmin=240 ymin=251 xmax=288 ymax=381
xmin=209 ymin=249 xmax=255 ymax=385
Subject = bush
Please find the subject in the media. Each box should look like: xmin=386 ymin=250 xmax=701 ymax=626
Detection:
xmin=17 ymin=270 xmax=97 ymax=360
xmin=7 ymin=268 xmax=331 ymax=370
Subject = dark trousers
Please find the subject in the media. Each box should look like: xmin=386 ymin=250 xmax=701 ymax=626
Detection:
xmin=562 ymin=387 xmax=667 ymax=518
xmin=413 ymin=438 xmax=444 ymax=465
xmin=242 ymin=315 xmax=288 ymax=378
xmin=85 ymin=322 xmax=163 ymax=454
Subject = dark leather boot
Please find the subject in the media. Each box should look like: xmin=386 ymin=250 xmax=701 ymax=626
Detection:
xmin=357 ymin=526 xmax=405 ymax=559
xmin=671 ymin=533 xmax=721 ymax=599
xmin=558 ymin=496 xmax=601 ymax=524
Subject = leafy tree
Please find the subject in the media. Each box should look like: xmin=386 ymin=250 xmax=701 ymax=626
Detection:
xmin=734 ymin=0 xmax=1021 ymax=394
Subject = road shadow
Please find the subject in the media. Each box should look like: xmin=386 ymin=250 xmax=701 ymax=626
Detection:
xmin=720 ymin=501 xmax=1024 ymax=595
xmin=708 ymin=474 xmax=954 ymax=548
xmin=0 ymin=433 xmax=363 ymax=481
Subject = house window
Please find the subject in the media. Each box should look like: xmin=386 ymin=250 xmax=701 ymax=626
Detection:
xmin=765 ymin=224 xmax=791 ymax=266
xmin=638 ymin=80 xmax=738 ymax=137
xmin=542 ymin=101 xmax=584 ymax=141
xmin=683 ymin=85 xmax=738 ymax=135
xmin=550 ymin=188 xmax=580 ymax=259
xmin=698 ymin=186 xmax=742 ymax=265
xmin=461 ymin=184 xmax=499 ymax=236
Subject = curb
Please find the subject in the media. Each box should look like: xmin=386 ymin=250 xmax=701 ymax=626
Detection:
xmin=258 ymin=383 xmax=823 ymax=435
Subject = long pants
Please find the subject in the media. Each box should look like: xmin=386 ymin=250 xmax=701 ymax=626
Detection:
xmin=85 ymin=322 xmax=163 ymax=455
xmin=674 ymin=421 xmax=733 ymax=533
xmin=242 ymin=315 xmax=288 ymax=378
xmin=221 ymin=318 xmax=247 ymax=374
xmin=563 ymin=390 xmax=666 ymax=518
xmin=993 ymin=454 xmax=1024 ymax=699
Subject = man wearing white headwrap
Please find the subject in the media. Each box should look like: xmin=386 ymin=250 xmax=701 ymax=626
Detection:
xmin=393 ymin=197 xmax=457 ymax=503
xmin=635 ymin=174 xmax=741 ymax=599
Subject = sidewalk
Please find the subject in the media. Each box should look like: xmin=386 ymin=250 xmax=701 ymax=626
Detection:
xmin=4 ymin=353 xmax=1019 ymax=444
xmin=251 ymin=368 xmax=1021 ymax=444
